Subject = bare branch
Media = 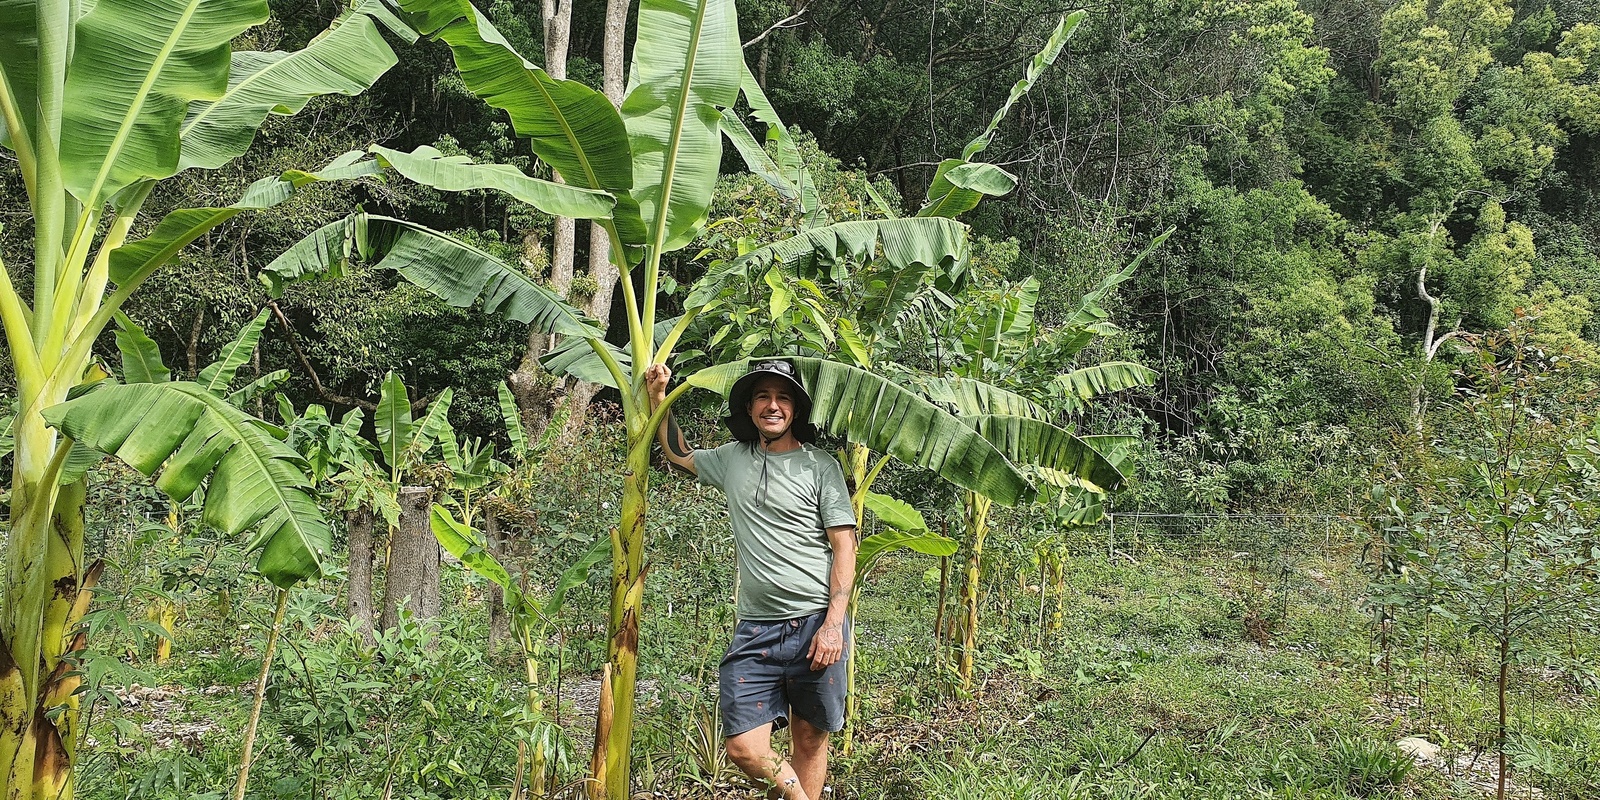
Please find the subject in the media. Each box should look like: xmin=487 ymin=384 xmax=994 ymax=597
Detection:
xmin=268 ymin=301 xmax=377 ymax=411
xmin=744 ymin=5 xmax=808 ymax=48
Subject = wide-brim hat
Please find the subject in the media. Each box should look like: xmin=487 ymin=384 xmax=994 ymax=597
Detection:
xmin=724 ymin=359 xmax=819 ymax=444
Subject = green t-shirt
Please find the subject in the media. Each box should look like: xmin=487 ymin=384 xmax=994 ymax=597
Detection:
xmin=694 ymin=441 xmax=857 ymax=620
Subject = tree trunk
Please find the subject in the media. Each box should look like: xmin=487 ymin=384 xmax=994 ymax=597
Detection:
xmin=347 ymin=506 xmax=376 ymax=646
xmin=381 ymin=487 xmax=440 ymax=631
xmin=485 ymin=510 xmax=512 ymax=648
xmin=590 ymin=434 xmax=650 ymax=799
xmin=561 ymin=0 xmax=630 ymax=438
xmin=507 ymin=0 xmax=580 ymax=445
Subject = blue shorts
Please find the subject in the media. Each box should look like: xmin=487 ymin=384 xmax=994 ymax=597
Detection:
xmin=718 ymin=611 xmax=850 ymax=736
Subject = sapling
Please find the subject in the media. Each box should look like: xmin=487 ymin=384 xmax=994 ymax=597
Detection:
xmin=1374 ymin=317 xmax=1600 ymax=800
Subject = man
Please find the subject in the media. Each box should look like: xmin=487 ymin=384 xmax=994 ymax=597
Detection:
xmin=645 ymin=359 xmax=857 ymax=800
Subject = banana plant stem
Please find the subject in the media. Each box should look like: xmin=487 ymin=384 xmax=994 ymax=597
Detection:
xmin=234 ymin=588 xmax=289 ymax=800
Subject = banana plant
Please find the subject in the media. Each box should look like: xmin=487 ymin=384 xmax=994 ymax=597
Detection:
xmin=106 ymin=309 xmax=291 ymax=657
xmin=373 ymin=371 xmax=456 ymax=487
xmin=259 ymin=0 xmax=1054 ymax=793
xmin=0 ymin=0 xmax=412 ymax=792
xmin=431 ymin=505 xmax=608 ymax=797
xmin=846 ymin=492 xmax=958 ymax=747
xmin=915 ymin=230 xmax=1171 ymax=692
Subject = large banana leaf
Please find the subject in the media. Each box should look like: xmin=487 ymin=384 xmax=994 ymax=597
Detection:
xmin=197 ymin=308 xmax=271 ymax=394
xmin=394 ymin=0 xmax=645 ymax=245
xmin=61 ymin=0 xmax=270 ymax=204
xmin=0 ymin=0 xmax=39 ymax=154
xmin=969 ymin=414 xmax=1124 ymax=493
xmin=262 ymin=213 xmax=603 ymax=339
xmin=43 ymin=382 xmax=330 ymax=586
xmin=371 ymin=144 xmax=615 ymax=220
xmin=623 ymin=0 xmax=741 ymax=254
xmin=917 ymin=374 xmax=1045 ymax=419
xmin=178 ymin=0 xmax=411 ymax=171
xmin=1054 ymin=362 xmax=1157 ymax=413
xmin=684 ymin=218 xmax=969 ymax=309
xmin=687 ymin=357 xmax=1034 ymax=505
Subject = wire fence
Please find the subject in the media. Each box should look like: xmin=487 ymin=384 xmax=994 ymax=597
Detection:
xmin=1070 ymin=510 xmax=1380 ymax=627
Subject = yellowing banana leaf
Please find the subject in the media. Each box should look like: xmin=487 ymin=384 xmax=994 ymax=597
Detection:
xmin=969 ymin=414 xmax=1125 ymax=493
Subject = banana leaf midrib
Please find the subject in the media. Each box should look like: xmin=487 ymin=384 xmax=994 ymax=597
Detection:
xmin=192 ymin=387 xmax=320 ymax=562
xmin=646 ymin=0 xmax=712 ymax=258
xmin=84 ymin=0 xmax=209 ymax=206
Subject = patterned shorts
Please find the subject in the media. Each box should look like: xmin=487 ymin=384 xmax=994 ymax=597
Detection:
xmin=718 ymin=611 xmax=850 ymax=736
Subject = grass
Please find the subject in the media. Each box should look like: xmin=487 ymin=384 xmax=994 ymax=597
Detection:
xmin=70 ymin=463 xmax=1600 ymax=799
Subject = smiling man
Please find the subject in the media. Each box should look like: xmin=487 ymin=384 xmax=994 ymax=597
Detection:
xmin=645 ymin=360 xmax=857 ymax=800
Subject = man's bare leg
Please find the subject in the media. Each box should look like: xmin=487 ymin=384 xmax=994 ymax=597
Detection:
xmin=726 ymin=722 xmax=811 ymax=800
xmin=789 ymin=716 xmax=831 ymax=800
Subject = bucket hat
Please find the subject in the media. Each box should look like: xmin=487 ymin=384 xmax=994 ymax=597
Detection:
xmin=724 ymin=359 xmax=818 ymax=444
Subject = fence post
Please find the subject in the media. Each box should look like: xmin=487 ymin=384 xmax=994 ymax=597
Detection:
xmin=1107 ymin=506 xmax=1116 ymax=560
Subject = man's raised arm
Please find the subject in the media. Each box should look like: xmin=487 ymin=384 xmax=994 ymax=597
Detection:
xmin=645 ymin=364 xmax=696 ymax=475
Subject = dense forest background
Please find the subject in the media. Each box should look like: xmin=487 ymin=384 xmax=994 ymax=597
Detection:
xmin=7 ymin=0 xmax=1589 ymax=513
xmin=3 ymin=0 xmax=1598 ymax=796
